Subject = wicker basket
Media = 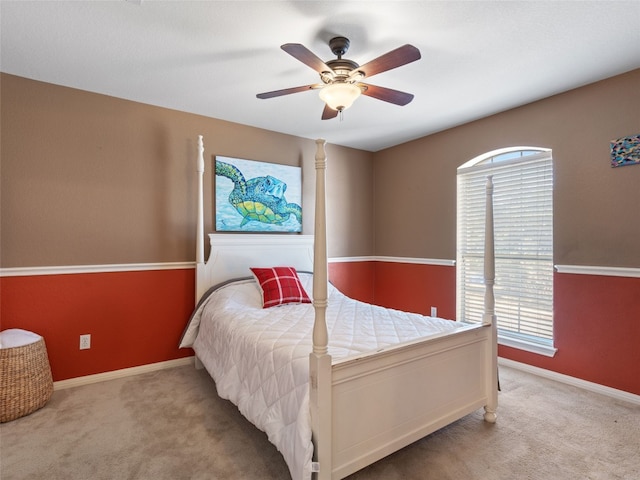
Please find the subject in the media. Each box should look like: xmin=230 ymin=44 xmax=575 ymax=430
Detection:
xmin=1 ymin=333 xmax=53 ymax=423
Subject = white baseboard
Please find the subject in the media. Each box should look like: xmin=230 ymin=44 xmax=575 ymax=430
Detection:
xmin=52 ymin=356 xmax=640 ymax=406
xmin=53 ymin=357 xmax=195 ymax=390
xmin=498 ymin=357 xmax=640 ymax=406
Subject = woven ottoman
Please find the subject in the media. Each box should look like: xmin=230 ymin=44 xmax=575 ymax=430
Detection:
xmin=0 ymin=329 xmax=53 ymax=422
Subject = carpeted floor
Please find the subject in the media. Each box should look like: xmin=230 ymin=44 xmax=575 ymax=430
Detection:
xmin=1 ymin=364 xmax=638 ymax=479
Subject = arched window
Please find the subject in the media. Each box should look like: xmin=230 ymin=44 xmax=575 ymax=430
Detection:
xmin=457 ymin=147 xmax=556 ymax=356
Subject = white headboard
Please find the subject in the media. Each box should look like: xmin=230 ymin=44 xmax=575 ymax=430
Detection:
xmin=196 ymin=233 xmax=314 ymax=301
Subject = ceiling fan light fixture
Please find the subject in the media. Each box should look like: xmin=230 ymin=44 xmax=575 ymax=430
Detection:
xmin=319 ymin=83 xmax=361 ymax=111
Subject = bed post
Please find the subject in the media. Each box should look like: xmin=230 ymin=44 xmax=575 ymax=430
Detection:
xmin=483 ymin=175 xmax=498 ymax=423
xmin=310 ymin=138 xmax=332 ymax=479
xmin=195 ymin=135 xmax=206 ymax=305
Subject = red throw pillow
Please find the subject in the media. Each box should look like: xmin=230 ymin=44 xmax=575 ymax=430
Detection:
xmin=250 ymin=267 xmax=312 ymax=308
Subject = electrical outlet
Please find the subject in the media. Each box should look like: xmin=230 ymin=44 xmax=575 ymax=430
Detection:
xmin=80 ymin=334 xmax=91 ymax=350
xmin=431 ymin=306 xmax=437 ymax=317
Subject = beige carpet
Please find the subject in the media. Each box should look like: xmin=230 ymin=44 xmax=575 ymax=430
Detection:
xmin=1 ymin=364 xmax=638 ymax=480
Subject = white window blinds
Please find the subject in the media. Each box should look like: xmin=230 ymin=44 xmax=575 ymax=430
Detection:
xmin=457 ymin=150 xmax=554 ymax=348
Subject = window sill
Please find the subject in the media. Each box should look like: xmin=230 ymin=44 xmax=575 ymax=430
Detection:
xmin=498 ymin=334 xmax=557 ymax=357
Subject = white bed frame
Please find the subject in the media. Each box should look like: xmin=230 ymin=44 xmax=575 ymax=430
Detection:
xmin=194 ymin=136 xmax=498 ymax=479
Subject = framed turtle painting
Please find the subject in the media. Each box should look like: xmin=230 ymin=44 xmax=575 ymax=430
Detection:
xmin=215 ymin=156 xmax=302 ymax=232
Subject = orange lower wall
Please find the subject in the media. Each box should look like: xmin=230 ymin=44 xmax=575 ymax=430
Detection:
xmin=328 ymin=261 xmax=456 ymax=321
xmin=345 ymin=261 xmax=638 ymax=396
xmin=328 ymin=261 xmax=376 ymax=304
xmin=2 ymin=263 xmax=637 ymax=396
xmin=329 ymin=261 xmax=456 ymax=319
xmin=0 ymin=264 xmax=375 ymax=383
xmin=373 ymin=262 xmax=456 ymax=318
xmin=501 ymin=272 xmax=640 ymax=395
xmin=0 ymin=269 xmax=194 ymax=381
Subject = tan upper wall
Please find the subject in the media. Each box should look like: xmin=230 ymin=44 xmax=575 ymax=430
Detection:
xmin=3 ymin=71 xmax=638 ymax=268
xmin=0 ymin=74 xmax=374 ymax=267
xmin=373 ymin=69 xmax=640 ymax=267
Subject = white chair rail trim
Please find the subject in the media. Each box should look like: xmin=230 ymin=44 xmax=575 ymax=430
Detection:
xmin=554 ymin=265 xmax=640 ymax=278
xmin=5 ymin=262 xmax=638 ymax=278
xmin=330 ymin=256 xmax=456 ymax=267
xmin=0 ymin=262 xmax=196 ymax=277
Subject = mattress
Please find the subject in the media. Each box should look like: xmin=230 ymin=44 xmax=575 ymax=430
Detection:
xmin=180 ymin=273 xmax=462 ymax=480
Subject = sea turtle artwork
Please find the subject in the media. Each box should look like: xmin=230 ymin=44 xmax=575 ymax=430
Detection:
xmin=215 ymin=157 xmax=302 ymax=232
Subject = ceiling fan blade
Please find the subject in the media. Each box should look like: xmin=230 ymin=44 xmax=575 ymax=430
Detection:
xmin=360 ymin=83 xmax=415 ymax=106
xmin=281 ymin=43 xmax=334 ymax=73
xmin=256 ymin=84 xmax=317 ymax=99
xmin=357 ymin=44 xmax=421 ymax=78
xmin=321 ymin=104 xmax=339 ymax=120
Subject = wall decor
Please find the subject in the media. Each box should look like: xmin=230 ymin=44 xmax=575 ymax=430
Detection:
xmin=610 ymin=134 xmax=640 ymax=168
xmin=215 ymin=156 xmax=302 ymax=232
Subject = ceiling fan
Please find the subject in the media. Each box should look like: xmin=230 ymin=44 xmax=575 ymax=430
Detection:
xmin=256 ymin=36 xmax=421 ymax=120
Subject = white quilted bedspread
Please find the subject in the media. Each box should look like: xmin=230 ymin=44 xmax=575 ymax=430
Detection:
xmin=180 ymin=273 xmax=461 ymax=480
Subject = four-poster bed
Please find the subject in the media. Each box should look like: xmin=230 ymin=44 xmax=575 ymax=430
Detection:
xmin=180 ymin=136 xmax=498 ymax=480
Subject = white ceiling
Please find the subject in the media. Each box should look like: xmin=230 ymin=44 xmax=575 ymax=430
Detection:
xmin=2 ymin=1 xmax=639 ymax=152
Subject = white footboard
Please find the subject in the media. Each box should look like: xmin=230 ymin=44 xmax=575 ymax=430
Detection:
xmin=329 ymin=324 xmax=492 ymax=479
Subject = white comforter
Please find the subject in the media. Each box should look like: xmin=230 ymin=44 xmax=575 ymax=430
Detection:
xmin=179 ymin=273 xmax=461 ymax=480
